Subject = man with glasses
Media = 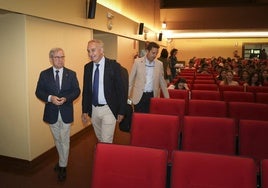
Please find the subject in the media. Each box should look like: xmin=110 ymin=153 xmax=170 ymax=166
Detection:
xmin=35 ymin=47 xmax=80 ymax=182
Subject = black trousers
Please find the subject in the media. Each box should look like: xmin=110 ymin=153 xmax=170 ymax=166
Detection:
xmin=134 ymin=92 xmax=153 ymax=113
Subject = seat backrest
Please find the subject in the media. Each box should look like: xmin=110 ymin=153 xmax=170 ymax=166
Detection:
xmin=246 ymin=86 xmax=268 ymax=93
xmin=182 ymin=116 xmax=236 ymax=155
xmin=188 ymin=99 xmax=227 ymax=117
xmin=194 ymin=79 xmax=215 ymax=84
xmin=91 ymin=143 xmax=168 ymax=188
xmin=195 ymin=74 xmax=214 ymax=79
xmin=191 ymin=90 xmax=221 ymax=101
xmin=228 ymin=102 xmax=268 ymax=121
xmin=219 ymin=85 xmax=245 ymax=98
xmin=168 ymin=89 xmax=190 ymax=101
xmin=219 ymin=85 xmax=245 ymax=92
xmin=130 ymin=113 xmax=180 ymax=163
xmin=261 ymin=159 xmax=268 ymax=188
xmin=171 ymin=151 xmax=256 ymax=188
xmin=192 ymin=84 xmax=218 ymax=91
xmin=223 ymin=91 xmax=255 ymax=102
xmin=150 ymin=98 xmax=185 ymax=117
xmin=255 ymin=92 xmax=268 ymax=104
xmin=239 ymin=120 xmax=268 ymax=172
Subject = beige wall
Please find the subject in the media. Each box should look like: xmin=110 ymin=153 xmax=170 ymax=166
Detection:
xmin=0 ymin=14 xmax=29 ymax=159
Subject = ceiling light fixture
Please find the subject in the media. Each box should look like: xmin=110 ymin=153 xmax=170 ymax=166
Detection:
xmin=162 ymin=22 xmax=167 ymax=29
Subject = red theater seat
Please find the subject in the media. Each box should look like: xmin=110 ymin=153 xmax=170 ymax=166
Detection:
xmin=194 ymin=79 xmax=215 ymax=84
xmin=262 ymin=159 xmax=268 ymax=188
xmin=150 ymin=98 xmax=185 ymax=117
xmin=228 ymin=102 xmax=268 ymax=122
xmin=91 ymin=143 xmax=168 ymax=188
xmin=219 ymin=85 xmax=245 ymax=94
xmin=239 ymin=120 xmax=268 ymax=174
xmin=255 ymin=92 xmax=268 ymax=104
xmin=188 ymin=100 xmax=227 ymax=117
xmin=171 ymin=151 xmax=256 ymax=188
xmin=246 ymin=86 xmax=268 ymax=93
xmin=167 ymin=89 xmax=190 ymax=101
xmin=130 ymin=113 xmax=180 ymax=163
xmin=192 ymin=84 xmax=218 ymax=91
xmin=223 ymin=91 xmax=255 ymax=102
xmin=182 ymin=116 xmax=236 ymax=155
xmin=191 ymin=90 xmax=221 ymax=101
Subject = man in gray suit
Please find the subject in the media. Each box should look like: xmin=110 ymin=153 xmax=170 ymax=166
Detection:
xmin=36 ymin=47 xmax=80 ymax=181
xmin=128 ymin=42 xmax=169 ymax=113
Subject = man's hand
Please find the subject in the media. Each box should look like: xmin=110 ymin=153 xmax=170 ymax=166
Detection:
xmin=81 ymin=113 xmax=91 ymax=125
xmin=117 ymin=114 xmax=124 ymax=123
xmin=51 ymin=96 xmax=66 ymax=105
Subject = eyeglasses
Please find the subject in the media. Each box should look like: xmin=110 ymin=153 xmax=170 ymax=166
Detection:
xmin=53 ymin=56 xmax=65 ymax=59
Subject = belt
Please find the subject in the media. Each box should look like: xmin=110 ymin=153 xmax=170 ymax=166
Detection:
xmin=143 ymin=91 xmax=153 ymax=95
xmin=93 ymin=104 xmax=106 ymax=107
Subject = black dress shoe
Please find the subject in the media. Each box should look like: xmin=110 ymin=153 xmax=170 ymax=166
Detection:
xmin=54 ymin=163 xmax=60 ymax=172
xmin=58 ymin=167 xmax=67 ymax=182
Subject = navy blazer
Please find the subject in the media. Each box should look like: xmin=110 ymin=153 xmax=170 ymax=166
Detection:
xmin=82 ymin=58 xmax=126 ymax=118
xmin=35 ymin=67 xmax=80 ymax=124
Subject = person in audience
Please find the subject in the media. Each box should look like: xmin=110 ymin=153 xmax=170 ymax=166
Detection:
xmin=185 ymin=58 xmax=196 ymax=69
xmin=261 ymin=69 xmax=268 ymax=86
xmin=216 ymin=69 xmax=227 ymax=81
xmin=260 ymin=49 xmax=268 ymax=60
xmin=168 ymin=78 xmax=190 ymax=90
xmin=128 ymin=42 xmax=169 ymax=113
xmin=168 ymin=48 xmax=179 ymax=79
xmin=35 ymin=48 xmax=80 ymax=182
xmin=244 ymin=72 xmax=262 ymax=86
xmin=158 ymin=48 xmax=171 ymax=83
xmin=239 ymin=69 xmax=250 ymax=85
xmin=199 ymin=63 xmax=211 ymax=74
xmin=219 ymin=70 xmax=239 ymax=86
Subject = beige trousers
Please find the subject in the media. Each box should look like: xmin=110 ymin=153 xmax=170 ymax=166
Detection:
xmin=91 ymin=105 xmax=116 ymax=143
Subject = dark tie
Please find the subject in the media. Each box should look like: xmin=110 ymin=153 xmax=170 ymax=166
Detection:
xmin=92 ymin=64 xmax=100 ymax=106
xmin=55 ymin=70 xmax=60 ymax=93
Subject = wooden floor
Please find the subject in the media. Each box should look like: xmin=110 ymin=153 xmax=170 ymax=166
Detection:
xmin=0 ymin=124 xmax=131 ymax=188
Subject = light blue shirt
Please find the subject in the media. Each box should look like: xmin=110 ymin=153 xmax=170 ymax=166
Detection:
xmin=92 ymin=56 xmax=107 ymax=104
xmin=144 ymin=58 xmax=155 ymax=92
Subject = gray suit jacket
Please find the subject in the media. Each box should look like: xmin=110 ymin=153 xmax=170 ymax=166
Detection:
xmin=128 ymin=56 xmax=169 ymax=104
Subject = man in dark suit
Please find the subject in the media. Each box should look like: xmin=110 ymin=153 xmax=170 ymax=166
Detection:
xmin=35 ymin=48 xmax=80 ymax=182
xmin=81 ymin=39 xmax=125 ymax=143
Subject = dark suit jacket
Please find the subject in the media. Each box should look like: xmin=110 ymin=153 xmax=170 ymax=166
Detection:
xmin=82 ymin=58 xmax=126 ymax=118
xmin=35 ymin=67 xmax=80 ymax=124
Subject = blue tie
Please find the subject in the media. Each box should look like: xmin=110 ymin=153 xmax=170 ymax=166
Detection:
xmin=55 ymin=70 xmax=60 ymax=93
xmin=92 ymin=64 xmax=100 ymax=106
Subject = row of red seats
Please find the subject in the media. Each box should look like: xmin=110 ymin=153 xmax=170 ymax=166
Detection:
xmin=91 ymin=143 xmax=268 ymax=188
xmin=151 ymin=98 xmax=268 ymax=121
xmin=163 ymin=89 xmax=268 ymax=104
xmin=131 ymin=113 xmax=268 ymax=176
